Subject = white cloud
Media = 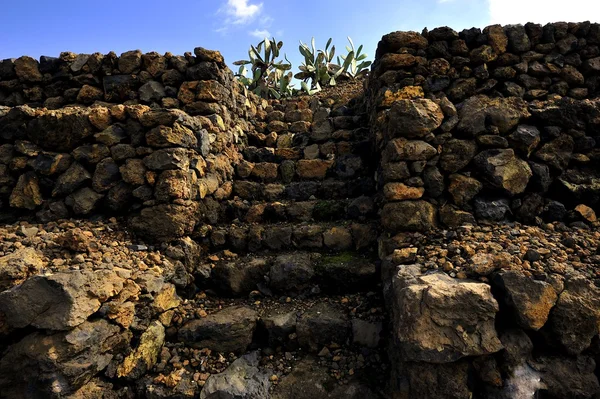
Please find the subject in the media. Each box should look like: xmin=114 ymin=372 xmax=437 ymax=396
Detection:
xmin=225 ymin=0 xmax=263 ymax=25
xmin=489 ymin=0 xmax=600 ymax=25
xmin=250 ymin=28 xmax=271 ymax=39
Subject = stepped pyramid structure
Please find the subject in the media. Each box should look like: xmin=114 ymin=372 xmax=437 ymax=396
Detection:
xmin=1 ymin=22 xmax=600 ymax=398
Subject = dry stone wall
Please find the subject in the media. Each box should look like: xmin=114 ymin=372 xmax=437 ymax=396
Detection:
xmin=369 ymin=22 xmax=600 ymax=234
xmin=1 ymin=22 xmax=600 ymax=399
xmin=0 ymin=48 xmax=259 ymax=241
xmin=0 ymin=47 xmax=241 ymax=111
xmin=370 ymin=22 xmax=600 ymax=399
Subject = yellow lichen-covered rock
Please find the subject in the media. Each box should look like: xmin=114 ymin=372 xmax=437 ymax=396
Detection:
xmin=105 ymin=301 xmax=136 ymax=328
xmin=575 ymin=204 xmax=597 ymax=223
xmin=153 ymin=283 xmax=181 ymax=312
xmin=494 ymin=271 xmax=558 ymax=330
xmin=9 ymin=172 xmax=43 ymax=210
xmin=0 ymin=247 xmax=45 ymax=291
xmin=88 ymin=107 xmax=112 ymax=130
xmin=116 ymin=321 xmax=165 ymax=379
xmin=378 ymin=86 xmax=425 ymax=108
xmin=391 ymin=265 xmax=503 ymax=362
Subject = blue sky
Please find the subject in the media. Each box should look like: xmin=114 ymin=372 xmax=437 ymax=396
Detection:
xmin=1 ymin=0 xmax=599 ymax=76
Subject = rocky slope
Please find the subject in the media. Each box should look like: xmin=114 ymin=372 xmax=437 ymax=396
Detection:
xmin=2 ymin=216 xmax=600 ymax=398
xmin=0 ymin=218 xmax=388 ymax=398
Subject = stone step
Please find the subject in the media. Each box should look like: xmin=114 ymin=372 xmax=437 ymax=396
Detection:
xmin=202 ymin=221 xmax=378 ymax=253
xmin=231 ymin=178 xmax=376 ymax=202
xmin=249 ymin=121 xmax=369 ymax=148
xmin=195 ymin=250 xmax=380 ymax=296
xmin=235 ymin=156 xmax=372 ymax=184
xmin=241 ymin=137 xmax=372 ymax=162
xmin=140 ymin=345 xmax=386 ymax=399
xmin=173 ymin=293 xmax=385 ymax=355
xmin=219 ymin=197 xmax=376 ymax=224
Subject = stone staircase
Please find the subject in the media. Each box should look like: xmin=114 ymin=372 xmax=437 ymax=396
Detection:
xmin=141 ymin=85 xmax=390 ymax=398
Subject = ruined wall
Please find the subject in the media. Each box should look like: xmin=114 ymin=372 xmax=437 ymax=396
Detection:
xmin=370 ymin=22 xmax=600 ymax=399
xmin=369 ymin=22 xmax=600 ymax=234
xmin=0 ymin=48 xmax=259 ymax=241
xmin=0 ymin=47 xmax=245 ymax=111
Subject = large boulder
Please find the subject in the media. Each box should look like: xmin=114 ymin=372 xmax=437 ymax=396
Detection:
xmin=377 ymin=31 xmax=429 ymax=56
xmin=94 ymin=124 xmax=127 ymax=146
xmin=138 ymin=81 xmax=166 ymax=103
xmin=528 ymin=97 xmax=600 ymax=130
xmin=129 ymin=203 xmax=198 ymax=242
xmin=439 ymin=205 xmax=477 ymax=227
xmin=143 ymin=148 xmax=190 ymax=170
xmin=118 ymin=50 xmax=142 ymax=73
xmin=547 ymin=277 xmax=600 ymax=355
xmin=72 ymin=144 xmax=111 ymax=165
xmin=493 ymin=271 xmax=558 ymax=330
xmin=0 ymin=270 xmax=125 ymax=330
xmin=0 ymin=107 xmax=30 ymax=142
xmin=423 ymin=167 xmax=444 ymax=197
xmin=473 ymin=149 xmax=532 ymax=195
xmin=103 ymin=75 xmax=140 ymax=102
xmin=386 ymin=99 xmax=444 ymax=139
xmin=390 ymin=265 xmax=502 ymax=363
xmin=200 ymin=352 xmax=270 ymax=399
xmin=474 ymin=197 xmax=511 ymax=221
xmin=484 ymin=24 xmax=508 ymax=54
xmin=52 ymin=162 xmax=92 ymax=197
xmin=146 ymin=123 xmax=198 ymax=148
xmin=505 ymin=24 xmax=531 ymax=52
xmin=65 ymin=187 xmax=104 ymax=215
xmin=14 ymin=56 xmax=42 ymax=82
xmin=154 ymin=169 xmax=194 ymax=202
xmin=508 ymin=125 xmax=541 ymax=156
xmin=0 ymin=319 xmax=128 ymax=398
xmin=457 ymin=95 xmax=530 ymax=137
xmin=554 ymin=169 xmax=600 ymax=208
xmin=92 ymin=158 xmax=121 ymax=192
xmin=0 ymin=247 xmax=44 ymax=291
xmin=178 ymin=306 xmax=258 ymax=353
xmin=531 ymin=356 xmax=600 ymax=399
xmin=31 ymin=152 xmax=72 ymax=176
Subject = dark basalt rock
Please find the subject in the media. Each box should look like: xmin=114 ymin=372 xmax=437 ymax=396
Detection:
xmin=178 ymin=306 xmax=257 ymax=353
xmin=26 ymin=108 xmax=94 ymax=152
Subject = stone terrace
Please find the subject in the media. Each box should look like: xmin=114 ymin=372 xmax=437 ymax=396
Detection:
xmin=1 ymin=21 xmax=600 ymax=399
